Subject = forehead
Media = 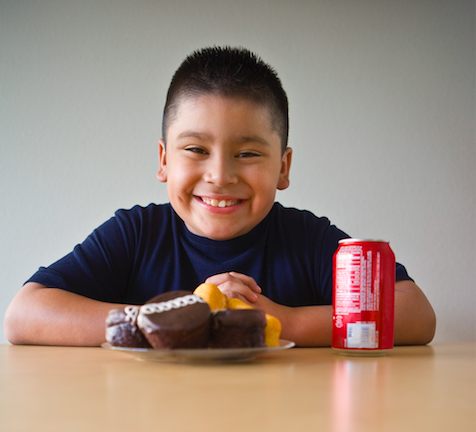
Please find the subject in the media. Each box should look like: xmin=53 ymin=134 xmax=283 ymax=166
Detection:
xmin=167 ymin=94 xmax=278 ymax=141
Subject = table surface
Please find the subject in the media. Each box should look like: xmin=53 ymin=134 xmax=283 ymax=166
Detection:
xmin=0 ymin=342 xmax=475 ymax=432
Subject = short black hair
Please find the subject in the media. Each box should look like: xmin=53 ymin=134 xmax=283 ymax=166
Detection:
xmin=162 ymin=46 xmax=289 ymax=153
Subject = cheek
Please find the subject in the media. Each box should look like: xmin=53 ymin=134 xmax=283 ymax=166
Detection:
xmin=248 ymin=176 xmax=280 ymax=208
xmin=248 ymin=165 xmax=281 ymax=192
xmin=168 ymin=164 xmax=197 ymax=190
xmin=166 ymin=171 xmax=188 ymax=204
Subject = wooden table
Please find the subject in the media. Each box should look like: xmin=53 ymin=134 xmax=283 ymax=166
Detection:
xmin=0 ymin=342 xmax=474 ymax=432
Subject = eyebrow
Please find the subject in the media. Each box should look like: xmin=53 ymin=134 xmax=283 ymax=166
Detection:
xmin=177 ymin=131 xmax=209 ymax=141
xmin=176 ymin=131 xmax=271 ymax=147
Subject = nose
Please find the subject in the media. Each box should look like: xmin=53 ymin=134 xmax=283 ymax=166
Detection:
xmin=204 ymin=153 xmax=238 ymax=187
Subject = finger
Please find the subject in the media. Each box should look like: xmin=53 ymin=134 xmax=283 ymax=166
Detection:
xmin=227 ymin=292 xmax=255 ymax=306
xmin=205 ymin=272 xmax=262 ymax=294
xmin=227 ymin=272 xmax=262 ymax=293
xmin=205 ymin=272 xmax=234 ymax=286
xmin=218 ymin=281 xmax=259 ymax=303
xmin=224 ymin=289 xmax=258 ymax=304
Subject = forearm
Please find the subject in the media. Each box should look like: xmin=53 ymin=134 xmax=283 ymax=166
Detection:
xmin=252 ymin=280 xmax=436 ymax=348
xmin=393 ymin=280 xmax=436 ymax=345
xmin=280 ymin=304 xmax=333 ymax=347
xmin=251 ymin=296 xmax=333 ymax=347
xmin=4 ymin=282 xmax=122 ymax=346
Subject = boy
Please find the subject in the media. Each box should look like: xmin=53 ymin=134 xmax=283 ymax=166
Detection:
xmin=4 ymin=47 xmax=436 ymax=347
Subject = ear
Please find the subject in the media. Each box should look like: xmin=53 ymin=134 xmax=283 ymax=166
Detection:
xmin=157 ymin=139 xmax=167 ymax=182
xmin=277 ymin=147 xmax=292 ymax=190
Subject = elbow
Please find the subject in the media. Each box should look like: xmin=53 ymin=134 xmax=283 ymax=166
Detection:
xmin=405 ymin=306 xmax=437 ymax=346
xmin=394 ymin=281 xmax=437 ymax=346
xmin=394 ymin=302 xmax=437 ymax=346
xmin=4 ymin=288 xmax=36 ymax=345
xmin=416 ymin=299 xmax=437 ymax=345
xmin=4 ymin=282 xmax=45 ymax=345
xmin=4 ymin=305 xmax=24 ymax=345
xmin=421 ymin=309 xmax=437 ymax=345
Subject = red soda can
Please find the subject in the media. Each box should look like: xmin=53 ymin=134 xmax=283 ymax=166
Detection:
xmin=332 ymin=239 xmax=395 ymax=356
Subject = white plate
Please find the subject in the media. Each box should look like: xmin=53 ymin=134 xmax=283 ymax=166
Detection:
xmin=101 ymin=340 xmax=295 ymax=363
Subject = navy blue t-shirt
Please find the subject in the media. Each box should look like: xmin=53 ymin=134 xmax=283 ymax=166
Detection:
xmin=27 ymin=202 xmax=412 ymax=306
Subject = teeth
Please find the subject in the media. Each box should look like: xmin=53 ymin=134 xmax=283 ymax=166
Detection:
xmin=202 ymin=197 xmax=237 ymax=208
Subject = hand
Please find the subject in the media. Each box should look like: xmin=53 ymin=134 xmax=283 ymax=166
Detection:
xmin=204 ymin=272 xmax=335 ymax=346
xmin=205 ymin=272 xmax=262 ymax=305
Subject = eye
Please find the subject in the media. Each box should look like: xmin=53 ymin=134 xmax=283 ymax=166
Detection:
xmin=185 ymin=146 xmax=208 ymax=155
xmin=236 ymin=151 xmax=260 ymax=158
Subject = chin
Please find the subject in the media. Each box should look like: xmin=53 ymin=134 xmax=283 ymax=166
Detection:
xmin=205 ymin=231 xmax=240 ymax=241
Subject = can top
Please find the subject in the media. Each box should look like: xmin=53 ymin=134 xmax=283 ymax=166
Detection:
xmin=338 ymin=238 xmax=389 ymax=244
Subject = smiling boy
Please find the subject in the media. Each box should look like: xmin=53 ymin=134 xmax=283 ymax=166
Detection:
xmin=159 ymin=94 xmax=291 ymax=241
xmin=4 ymin=47 xmax=436 ymax=347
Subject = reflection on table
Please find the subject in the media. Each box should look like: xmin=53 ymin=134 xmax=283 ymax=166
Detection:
xmin=0 ymin=342 xmax=474 ymax=432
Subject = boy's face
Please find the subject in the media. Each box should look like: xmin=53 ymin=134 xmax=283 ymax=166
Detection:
xmin=157 ymin=94 xmax=292 ymax=241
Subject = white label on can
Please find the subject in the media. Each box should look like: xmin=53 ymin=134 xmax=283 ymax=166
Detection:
xmin=347 ymin=322 xmax=377 ymax=348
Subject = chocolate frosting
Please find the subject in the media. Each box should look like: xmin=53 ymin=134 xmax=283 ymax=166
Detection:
xmin=138 ymin=291 xmax=211 ymax=334
xmin=145 ymin=290 xmax=193 ymax=304
xmin=209 ymin=309 xmax=267 ymax=348
xmin=212 ymin=309 xmax=267 ymax=328
xmin=105 ymin=306 xmax=151 ymax=348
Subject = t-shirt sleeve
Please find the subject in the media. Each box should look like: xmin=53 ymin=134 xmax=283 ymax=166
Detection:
xmin=26 ymin=209 xmax=137 ymax=303
xmin=396 ymin=263 xmax=413 ymax=282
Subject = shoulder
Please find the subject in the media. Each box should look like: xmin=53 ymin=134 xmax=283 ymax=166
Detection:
xmin=269 ymin=202 xmax=349 ymax=245
xmin=270 ymin=202 xmax=334 ymax=231
xmin=93 ymin=203 xmax=175 ymax=240
xmin=114 ymin=203 xmax=173 ymax=219
xmin=111 ymin=203 xmax=174 ymax=227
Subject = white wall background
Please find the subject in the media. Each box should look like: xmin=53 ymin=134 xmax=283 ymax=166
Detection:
xmin=1 ymin=0 xmax=474 ymax=343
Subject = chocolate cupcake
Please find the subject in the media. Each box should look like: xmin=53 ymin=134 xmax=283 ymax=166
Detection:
xmin=137 ymin=291 xmax=211 ymax=349
xmin=105 ymin=305 xmax=152 ymax=348
xmin=209 ymin=309 xmax=267 ymax=348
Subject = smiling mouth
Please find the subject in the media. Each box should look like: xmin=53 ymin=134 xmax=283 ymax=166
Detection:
xmin=200 ymin=197 xmax=241 ymax=208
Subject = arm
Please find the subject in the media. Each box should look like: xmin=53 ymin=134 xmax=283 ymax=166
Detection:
xmin=205 ymin=272 xmax=333 ymax=346
xmin=393 ymin=279 xmax=436 ymax=345
xmin=4 ymin=282 xmax=123 ymax=346
xmin=206 ymin=273 xmax=436 ymax=347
